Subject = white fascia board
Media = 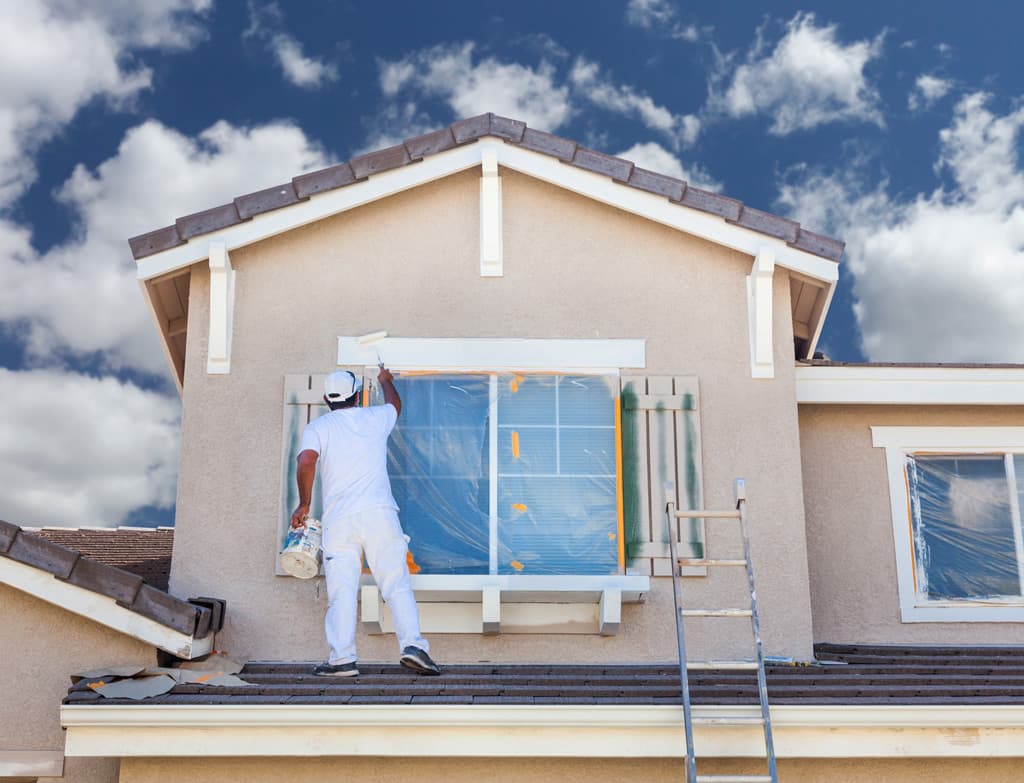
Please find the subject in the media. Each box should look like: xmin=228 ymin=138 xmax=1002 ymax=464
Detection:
xmin=0 ymin=750 xmax=64 ymax=777
xmin=63 ymin=704 xmax=1024 ymax=759
xmin=871 ymin=425 xmax=1024 ymax=449
xmin=797 ymin=365 xmax=1024 ymax=405
xmin=135 ymin=140 xmax=838 ymax=289
xmin=338 ymin=336 xmax=645 ymax=372
xmin=0 ymin=557 xmax=213 ymax=659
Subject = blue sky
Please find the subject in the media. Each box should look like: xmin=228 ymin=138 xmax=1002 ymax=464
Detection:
xmin=1 ymin=0 xmax=1022 ymax=528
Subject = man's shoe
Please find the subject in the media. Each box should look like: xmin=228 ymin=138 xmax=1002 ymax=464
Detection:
xmin=313 ymin=661 xmax=359 ymax=677
xmin=400 ymin=646 xmax=441 ymax=676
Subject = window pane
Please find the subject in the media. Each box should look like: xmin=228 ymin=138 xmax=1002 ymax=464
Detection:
xmin=498 ymin=427 xmax=556 ymax=474
xmin=384 ymin=375 xmax=490 ymax=574
xmin=908 ymin=455 xmax=1021 ymax=600
xmin=499 ymin=375 xmax=556 ymax=425
xmin=559 ymin=375 xmax=617 ymax=426
xmin=559 ymin=427 xmax=616 ymax=475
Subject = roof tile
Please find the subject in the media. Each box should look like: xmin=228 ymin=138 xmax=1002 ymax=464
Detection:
xmin=349 ymin=144 xmax=412 ymax=179
xmin=488 ymin=114 xmax=526 ymax=142
xmin=32 ymin=527 xmax=173 ymax=590
xmin=128 ymin=225 xmax=184 ymax=260
xmin=404 ymin=128 xmax=457 ymax=161
xmin=677 ymin=187 xmax=743 ymax=221
xmin=63 ymin=557 xmax=143 ymax=605
xmin=518 ymin=128 xmax=577 ymax=161
xmin=176 ymin=203 xmax=243 ymax=240
xmin=127 ymin=583 xmax=199 ymax=636
xmin=451 ymin=113 xmax=493 ymax=144
xmin=234 ymin=183 xmax=302 ymax=220
xmin=627 ymin=167 xmax=687 ymax=201
xmin=570 ymin=147 xmax=634 ymax=182
xmin=790 ymin=228 xmax=845 ymax=262
xmin=729 ymin=206 xmax=800 ymax=243
xmin=0 ymin=519 xmax=16 ymax=552
xmin=6 ymin=532 xmax=79 ymax=578
xmin=293 ymin=163 xmax=357 ymax=199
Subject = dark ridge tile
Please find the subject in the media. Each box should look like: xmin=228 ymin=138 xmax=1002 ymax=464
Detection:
xmin=63 ymin=558 xmax=143 ymax=605
xmin=288 ymin=694 xmax=351 ymax=704
xmin=571 ymin=147 xmax=634 ymax=181
xmin=192 ymin=604 xmax=213 ymax=638
xmin=293 ymin=163 xmax=357 ymax=198
xmin=789 ymin=229 xmax=845 ymax=262
xmin=533 ymin=696 xmax=598 ymax=704
xmin=518 ymin=128 xmax=576 ymax=161
xmin=676 ymin=187 xmax=743 ymax=221
xmin=175 ymin=203 xmax=242 ymax=240
xmin=489 ymin=115 xmax=526 ymax=142
xmin=472 ymin=696 xmax=535 ymax=704
xmin=189 ymin=597 xmax=226 ymax=633
xmin=129 ymin=225 xmax=184 ymax=260
xmin=729 ymin=206 xmax=800 ymax=243
xmin=627 ymin=168 xmax=687 ymax=201
xmin=350 ymin=144 xmax=412 ymax=179
xmin=7 ymin=533 xmax=78 ymax=578
xmin=127 ymin=584 xmax=198 ymax=636
xmin=404 ymin=128 xmax=458 ymax=160
xmin=349 ymin=694 xmax=412 ymax=704
xmin=451 ymin=114 xmax=492 ymax=144
xmin=0 ymin=520 xmax=17 ymax=552
xmin=234 ymin=183 xmax=302 ymax=220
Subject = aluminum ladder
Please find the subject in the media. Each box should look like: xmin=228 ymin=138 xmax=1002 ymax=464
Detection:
xmin=665 ymin=479 xmax=777 ymax=783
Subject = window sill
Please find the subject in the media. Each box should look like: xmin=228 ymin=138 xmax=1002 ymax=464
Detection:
xmin=901 ymin=602 xmax=1024 ymax=623
xmin=359 ymin=574 xmax=649 ymax=636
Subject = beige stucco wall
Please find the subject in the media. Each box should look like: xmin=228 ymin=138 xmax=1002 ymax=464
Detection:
xmin=800 ymin=404 xmax=1024 ymax=644
xmin=171 ymin=166 xmax=815 ymax=662
xmin=118 ymin=756 xmax=1024 ymax=783
xmin=0 ymin=585 xmax=154 ymax=782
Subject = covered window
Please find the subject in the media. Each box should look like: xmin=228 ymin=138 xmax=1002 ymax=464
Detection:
xmin=873 ymin=427 xmax=1024 ymax=622
xmin=377 ymin=373 xmax=622 ymax=576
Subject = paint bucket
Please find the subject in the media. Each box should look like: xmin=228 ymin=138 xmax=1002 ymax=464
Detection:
xmin=279 ymin=518 xmax=322 ymax=579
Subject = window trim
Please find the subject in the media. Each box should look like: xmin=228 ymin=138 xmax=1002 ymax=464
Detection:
xmin=872 ymin=426 xmax=1024 ymax=622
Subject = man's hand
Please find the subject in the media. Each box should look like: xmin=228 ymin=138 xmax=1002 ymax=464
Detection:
xmin=377 ymin=365 xmax=402 ymax=417
xmin=290 ymin=504 xmax=310 ymax=529
xmin=378 ymin=366 xmax=394 ymax=384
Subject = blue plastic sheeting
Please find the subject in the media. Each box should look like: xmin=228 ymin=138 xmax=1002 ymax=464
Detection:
xmin=376 ymin=373 xmax=619 ymax=576
xmin=906 ymin=453 xmax=1023 ymax=600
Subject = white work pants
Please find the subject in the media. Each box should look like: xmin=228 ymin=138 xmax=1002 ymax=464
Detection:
xmin=322 ymin=506 xmax=428 ymax=664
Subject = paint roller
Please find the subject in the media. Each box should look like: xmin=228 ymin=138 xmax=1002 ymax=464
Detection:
xmin=358 ymin=330 xmax=388 ymax=367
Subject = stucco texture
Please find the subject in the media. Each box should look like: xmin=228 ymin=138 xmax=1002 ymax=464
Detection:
xmin=118 ymin=756 xmax=1024 ymax=783
xmin=171 ymin=166 xmax=815 ymax=662
xmin=800 ymin=404 xmax=1024 ymax=644
xmin=0 ymin=585 xmax=154 ymax=782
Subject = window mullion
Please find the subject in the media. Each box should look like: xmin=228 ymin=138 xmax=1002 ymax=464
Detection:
xmin=1005 ymin=453 xmax=1024 ymax=597
xmin=489 ymin=374 xmax=499 ymax=575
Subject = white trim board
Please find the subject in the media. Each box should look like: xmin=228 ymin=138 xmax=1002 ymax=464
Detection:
xmin=338 ymin=336 xmax=645 ymax=371
xmin=796 ymin=365 xmax=1024 ymax=405
xmin=0 ymin=556 xmax=213 ymax=659
xmin=63 ymin=704 xmax=1024 ymax=759
xmin=872 ymin=426 xmax=1024 ymax=622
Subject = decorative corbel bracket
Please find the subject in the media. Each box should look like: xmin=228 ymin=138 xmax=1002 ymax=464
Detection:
xmin=207 ymin=242 xmax=235 ymax=374
xmin=746 ymin=247 xmax=776 ymax=379
xmin=480 ymin=150 xmax=503 ymax=277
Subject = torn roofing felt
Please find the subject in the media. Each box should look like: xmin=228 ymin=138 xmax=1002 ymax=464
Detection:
xmin=0 ymin=520 xmax=216 ymax=639
xmin=128 ymin=113 xmax=845 ymax=264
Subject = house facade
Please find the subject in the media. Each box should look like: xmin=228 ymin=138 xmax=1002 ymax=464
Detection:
xmin=3 ymin=114 xmax=1024 ymax=782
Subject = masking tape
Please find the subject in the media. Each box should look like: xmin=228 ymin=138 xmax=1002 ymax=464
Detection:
xmin=511 ymin=431 xmax=520 ymax=459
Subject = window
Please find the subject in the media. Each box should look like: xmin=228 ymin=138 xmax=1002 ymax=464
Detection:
xmin=873 ymin=427 xmax=1024 ymax=621
xmin=377 ymin=373 xmax=622 ymax=576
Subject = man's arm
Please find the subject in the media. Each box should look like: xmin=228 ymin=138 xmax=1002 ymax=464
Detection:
xmin=290 ymin=449 xmax=318 ymax=528
xmin=378 ymin=366 xmax=401 ymax=418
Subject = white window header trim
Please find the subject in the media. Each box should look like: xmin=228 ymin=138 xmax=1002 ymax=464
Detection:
xmin=338 ymin=337 xmax=646 ymax=372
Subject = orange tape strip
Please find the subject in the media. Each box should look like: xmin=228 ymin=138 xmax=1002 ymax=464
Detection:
xmin=511 ymin=431 xmax=520 ymax=459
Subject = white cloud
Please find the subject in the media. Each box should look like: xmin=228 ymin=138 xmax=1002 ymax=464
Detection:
xmin=617 ymin=141 xmax=721 ymax=192
xmin=625 ymin=0 xmax=698 ymax=41
xmin=0 ymin=119 xmax=330 ymax=375
xmin=909 ymin=74 xmax=953 ymax=111
xmin=571 ymin=58 xmax=700 ymax=148
xmin=379 ymin=42 xmax=573 ymax=131
xmin=710 ymin=12 xmax=884 ymax=135
xmin=777 ymin=93 xmax=1024 ymax=363
xmin=270 ymin=33 xmax=338 ymax=88
xmin=0 ymin=0 xmax=211 ymax=205
xmin=0 ymin=368 xmax=181 ymax=527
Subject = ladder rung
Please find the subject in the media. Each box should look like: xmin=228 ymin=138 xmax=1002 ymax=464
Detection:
xmin=674 ymin=510 xmax=741 ymax=519
xmin=681 ymin=608 xmax=753 ymax=617
xmin=686 ymin=660 xmax=759 ymax=670
xmin=678 ymin=558 xmax=747 ymax=567
xmin=692 ymin=716 xmax=765 ymax=725
xmin=696 ymin=776 xmax=773 ymax=782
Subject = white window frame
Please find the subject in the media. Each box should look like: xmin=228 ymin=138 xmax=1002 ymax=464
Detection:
xmin=872 ymin=426 xmax=1024 ymax=622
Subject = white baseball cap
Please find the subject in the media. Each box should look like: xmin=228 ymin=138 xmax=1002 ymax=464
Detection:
xmin=324 ymin=370 xmax=362 ymax=402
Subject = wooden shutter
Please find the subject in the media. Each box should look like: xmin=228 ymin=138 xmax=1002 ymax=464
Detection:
xmin=620 ymin=376 xmax=704 ymax=577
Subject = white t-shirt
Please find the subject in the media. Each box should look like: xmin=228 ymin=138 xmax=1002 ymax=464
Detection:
xmin=299 ymin=404 xmax=399 ymax=523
